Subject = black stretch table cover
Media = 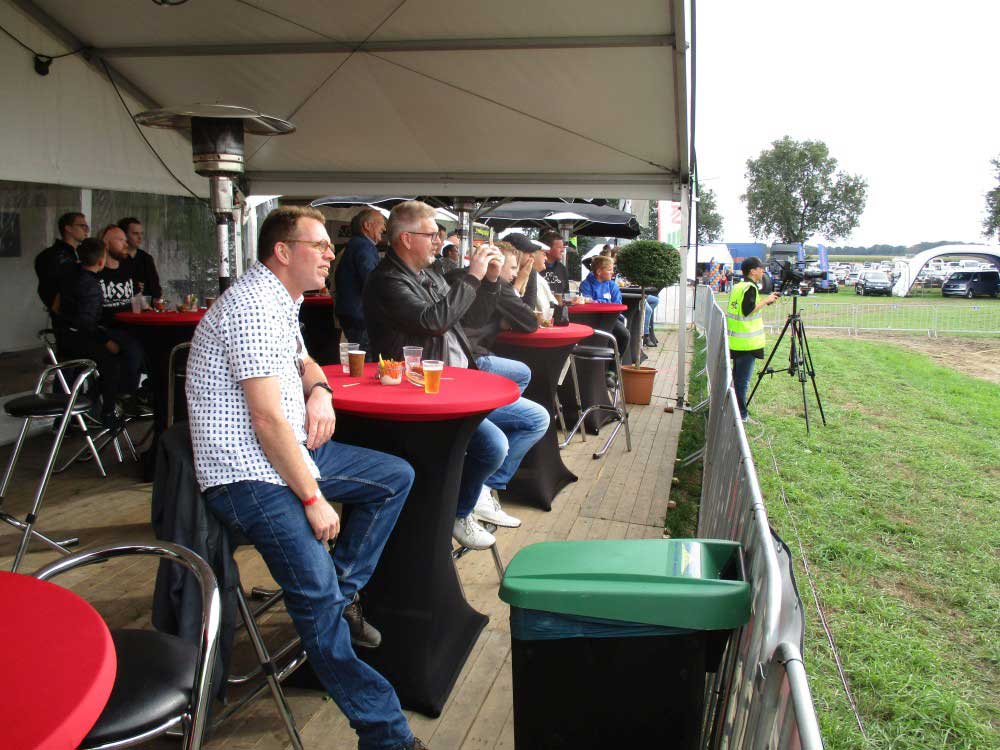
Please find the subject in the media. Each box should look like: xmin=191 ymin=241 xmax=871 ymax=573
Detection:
xmin=115 ymin=314 xmax=201 ymax=479
xmin=299 ymin=296 xmax=340 ymax=366
xmin=620 ymin=292 xmax=645 ymax=366
xmin=333 ymin=414 xmax=490 ymax=717
xmin=492 ymin=340 xmax=579 ymax=511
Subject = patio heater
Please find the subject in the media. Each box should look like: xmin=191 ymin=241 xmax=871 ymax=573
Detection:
xmin=133 ymin=104 xmax=295 ymax=292
xmin=452 ymin=197 xmax=477 ymax=266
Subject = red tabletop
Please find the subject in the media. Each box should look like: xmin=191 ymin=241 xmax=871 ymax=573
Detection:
xmin=115 ymin=310 xmax=206 ymax=326
xmin=568 ymin=302 xmax=627 ymax=315
xmin=0 ymin=571 xmax=116 ymax=750
xmin=301 ymin=294 xmax=333 ymax=307
xmin=495 ymin=322 xmax=594 ymax=349
xmin=322 ymin=363 xmax=519 ymax=421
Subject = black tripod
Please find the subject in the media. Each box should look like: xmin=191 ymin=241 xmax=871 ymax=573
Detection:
xmin=746 ymin=295 xmax=826 ymax=433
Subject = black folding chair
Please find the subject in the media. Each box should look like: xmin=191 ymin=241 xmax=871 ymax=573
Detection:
xmin=33 ymin=541 xmax=221 ymax=750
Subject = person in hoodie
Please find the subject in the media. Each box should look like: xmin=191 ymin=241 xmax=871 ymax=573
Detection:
xmin=579 ymin=255 xmax=630 ymax=358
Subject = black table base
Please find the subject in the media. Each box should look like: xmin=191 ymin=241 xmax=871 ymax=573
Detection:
xmin=125 ymin=323 xmax=198 ymax=480
xmin=288 ymin=414 xmax=490 ymax=717
xmin=493 ymin=342 xmax=578 ymax=511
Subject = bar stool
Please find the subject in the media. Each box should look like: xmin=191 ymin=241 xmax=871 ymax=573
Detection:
xmin=0 ymin=359 xmax=96 ymax=571
xmin=453 ymin=520 xmax=507 ymax=582
xmin=561 ymin=329 xmax=632 ymax=460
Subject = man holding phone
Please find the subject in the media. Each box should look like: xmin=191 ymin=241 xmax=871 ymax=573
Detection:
xmin=727 ymin=256 xmax=779 ymax=423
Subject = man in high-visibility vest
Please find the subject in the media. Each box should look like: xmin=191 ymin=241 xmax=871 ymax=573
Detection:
xmin=727 ymin=257 xmax=779 ymax=422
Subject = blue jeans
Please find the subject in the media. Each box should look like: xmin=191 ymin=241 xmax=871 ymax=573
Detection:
xmin=644 ymin=294 xmax=659 ymax=335
xmin=731 ymin=353 xmax=757 ymax=420
xmin=476 ymin=354 xmax=530 ymax=393
xmin=458 ymin=357 xmax=550 ymax=516
xmin=205 ymin=441 xmax=415 ymax=750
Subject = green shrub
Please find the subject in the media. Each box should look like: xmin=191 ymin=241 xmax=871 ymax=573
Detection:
xmin=615 ymin=240 xmax=681 ymax=291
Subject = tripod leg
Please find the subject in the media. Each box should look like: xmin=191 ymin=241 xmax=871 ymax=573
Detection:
xmin=798 ymin=319 xmax=827 ymax=426
xmin=790 ymin=319 xmax=811 ymax=434
xmin=747 ymin=314 xmax=794 ymax=407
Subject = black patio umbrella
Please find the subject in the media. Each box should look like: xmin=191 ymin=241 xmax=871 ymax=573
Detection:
xmin=479 ymin=201 xmax=641 ymax=239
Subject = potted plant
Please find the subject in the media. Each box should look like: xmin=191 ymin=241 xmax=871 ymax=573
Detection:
xmin=612 ymin=241 xmax=681 ymax=404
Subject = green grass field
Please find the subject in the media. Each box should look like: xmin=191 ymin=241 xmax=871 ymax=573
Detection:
xmin=729 ymin=338 xmax=999 ymax=749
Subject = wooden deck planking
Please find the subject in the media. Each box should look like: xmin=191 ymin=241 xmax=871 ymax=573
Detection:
xmin=0 ymin=331 xmax=690 ymax=749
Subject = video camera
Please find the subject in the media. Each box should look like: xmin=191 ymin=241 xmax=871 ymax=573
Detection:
xmin=767 ymin=258 xmax=826 ymax=295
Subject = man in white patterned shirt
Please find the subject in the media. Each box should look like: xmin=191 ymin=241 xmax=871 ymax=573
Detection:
xmin=187 ymin=206 xmax=428 ymax=750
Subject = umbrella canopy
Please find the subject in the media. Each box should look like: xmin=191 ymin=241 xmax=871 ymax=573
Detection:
xmin=480 ymin=201 xmax=641 ymax=238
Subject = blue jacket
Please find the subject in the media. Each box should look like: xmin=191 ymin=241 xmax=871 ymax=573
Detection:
xmin=580 ymin=273 xmax=623 ymax=304
xmin=335 ymin=234 xmax=380 ymax=321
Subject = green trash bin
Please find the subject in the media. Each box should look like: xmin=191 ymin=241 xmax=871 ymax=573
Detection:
xmin=499 ymin=539 xmax=750 ymax=750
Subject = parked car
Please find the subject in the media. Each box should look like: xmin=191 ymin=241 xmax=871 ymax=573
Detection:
xmin=941 ymin=270 xmax=999 ymax=299
xmin=855 ymin=271 xmax=892 ymax=296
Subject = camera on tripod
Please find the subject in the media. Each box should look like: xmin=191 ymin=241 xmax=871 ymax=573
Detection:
xmin=767 ymin=258 xmax=827 ymax=296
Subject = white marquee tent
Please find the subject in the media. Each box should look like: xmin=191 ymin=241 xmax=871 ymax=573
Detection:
xmin=1 ymin=0 xmax=691 ymax=201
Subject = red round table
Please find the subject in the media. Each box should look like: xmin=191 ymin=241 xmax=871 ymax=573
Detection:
xmin=305 ymin=363 xmax=518 ymax=716
xmin=116 ymin=310 xmax=206 ymax=478
xmin=493 ymin=323 xmax=594 ymax=510
xmin=564 ymin=303 xmax=628 ymax=433
xmin=299 ymin=294 xmax=340 ymax=366
xmin=0 ymin=571 xmax=116 ymax=749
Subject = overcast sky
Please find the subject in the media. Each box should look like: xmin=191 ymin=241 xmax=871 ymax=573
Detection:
xmin=695 ymin=0 xmax=1000 ymax=248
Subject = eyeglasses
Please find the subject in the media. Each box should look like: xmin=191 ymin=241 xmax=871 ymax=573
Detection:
xmin=405 ymin=231 xmax=439 ymax=242
xmin=72 ymin=223 xmax=90 ymax=230
xmin=285 ymin=239 xmax=333 ymax=254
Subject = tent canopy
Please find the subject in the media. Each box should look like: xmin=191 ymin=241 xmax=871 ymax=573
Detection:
xmin=3 ymin=0 xmax=690 ymax=201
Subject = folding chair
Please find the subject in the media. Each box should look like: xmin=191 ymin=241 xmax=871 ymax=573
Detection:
xmin=0 ymin=359 xmax=95 ymax=571
xmin=167 ymin=342 xmax=192 ymax=429
xmin=33 ymin=541 xmax=221 ymax=750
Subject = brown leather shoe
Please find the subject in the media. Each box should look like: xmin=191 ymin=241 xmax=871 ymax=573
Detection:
xmin=343 ymin=593 xmax=381 ymax=649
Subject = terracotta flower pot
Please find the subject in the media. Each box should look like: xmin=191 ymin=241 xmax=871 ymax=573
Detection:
xmin=621 ymin=365 xmax=657 ymax=405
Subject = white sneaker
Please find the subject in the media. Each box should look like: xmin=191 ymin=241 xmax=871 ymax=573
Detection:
xmin=453 ymin=515 xmax=496 ymax=550
xmin=473 ymin=486 xmax=522 ymax=528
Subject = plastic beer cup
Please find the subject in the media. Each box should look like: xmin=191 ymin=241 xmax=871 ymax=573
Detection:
xmin=422 ymin=360 xmax=443 ymax=394
xmin=403 ymin=346 xmax=423 ymax=385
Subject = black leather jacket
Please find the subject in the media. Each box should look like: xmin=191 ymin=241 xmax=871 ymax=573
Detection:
xmin=445 ymin=269 xmax=538 ymax=358
xmin=364 ymin=249 xmax=491 ymax=364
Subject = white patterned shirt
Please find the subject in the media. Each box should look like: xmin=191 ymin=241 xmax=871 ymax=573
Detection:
xmin=186 ymin=262 xmax=316 ymax=490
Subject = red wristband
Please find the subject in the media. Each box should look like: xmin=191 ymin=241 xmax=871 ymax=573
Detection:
xmin=302 ymin=492 xmax=320 ymax=507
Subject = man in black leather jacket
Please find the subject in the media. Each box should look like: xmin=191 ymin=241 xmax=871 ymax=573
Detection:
xmin=364 ymin=201 xmax=549 ymax=550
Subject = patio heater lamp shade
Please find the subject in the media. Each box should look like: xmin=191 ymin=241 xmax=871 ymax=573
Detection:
xmin=133 ymin=104 xmax=295 ymax=292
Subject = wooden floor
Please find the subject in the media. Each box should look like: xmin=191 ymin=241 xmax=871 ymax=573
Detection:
xmin=0 ymin=332 xmax=687 ymax=750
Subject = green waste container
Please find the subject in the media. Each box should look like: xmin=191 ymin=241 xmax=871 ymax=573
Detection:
xmin=499 ymin=539 xmax=750 ymax=750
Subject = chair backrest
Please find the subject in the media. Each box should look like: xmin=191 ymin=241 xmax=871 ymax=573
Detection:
xmin=167 ymin=342 xmax=193 ymax=429
xmin=38 ymin=328 xmax=72 ymax=395
xmin=33 ymin=541 xmax=221 ymax=750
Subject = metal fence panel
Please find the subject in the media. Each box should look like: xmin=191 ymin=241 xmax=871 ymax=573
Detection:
xmin=760 ymin=300 xmax=1000 ymax=336
xmin=693 ymin=285 xmax=823 ymax=750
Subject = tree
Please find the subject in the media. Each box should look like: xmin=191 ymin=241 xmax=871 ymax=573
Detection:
xmin=742 ymin=136 xmax=867 ymax=244
xmin=696 ymin=184 xmax=724 ymax=244
xmin=983 ymin=156 xmax=1000 ymax=240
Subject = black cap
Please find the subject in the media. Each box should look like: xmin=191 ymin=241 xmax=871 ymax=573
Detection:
xmin=504 ymin=232 xmax=536 ymax=253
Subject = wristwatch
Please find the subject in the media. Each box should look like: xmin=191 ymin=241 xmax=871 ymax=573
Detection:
xmin=309 ymin=382 xmax=333 ymax=397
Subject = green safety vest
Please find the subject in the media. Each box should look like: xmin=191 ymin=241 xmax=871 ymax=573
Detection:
xmin=727 ymin=281 xmax=765 ymax=351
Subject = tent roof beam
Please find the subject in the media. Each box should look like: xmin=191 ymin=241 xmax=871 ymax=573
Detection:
xmin=95 ymin=34 xmax=676 ymax=59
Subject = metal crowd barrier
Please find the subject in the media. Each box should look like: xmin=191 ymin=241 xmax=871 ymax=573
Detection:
xmin=691 ymin=285 xmax=824 ymax=750
xmin=760 ymin=299 xmax=1000 ymax=336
